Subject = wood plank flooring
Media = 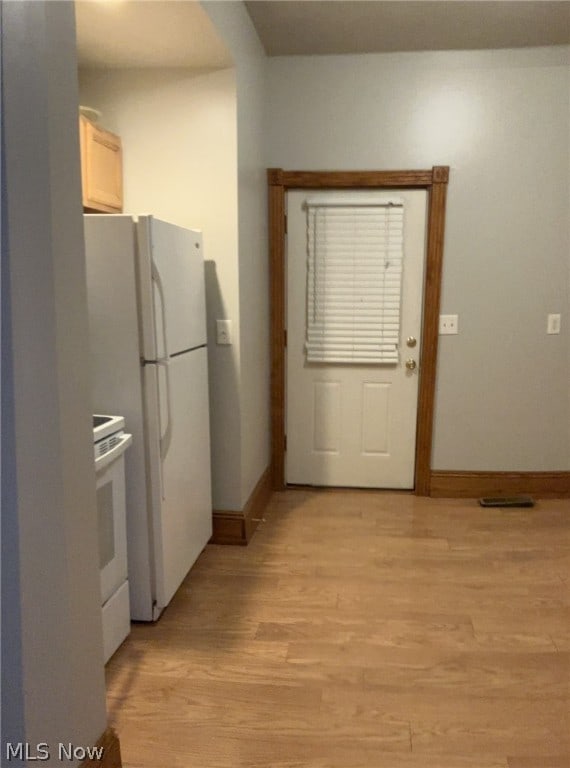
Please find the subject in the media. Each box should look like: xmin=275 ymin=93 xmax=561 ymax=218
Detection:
xmin=105 ymin=490 xmax=569 ymax=768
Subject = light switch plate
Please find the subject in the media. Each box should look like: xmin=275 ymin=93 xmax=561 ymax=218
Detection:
xmin=547 ymin=314 xmax=561 ymax=334
xmin=216 ymin=319 xmax=232 ymax=345
xmin=439 ymin=314 xmax=459 ymax=335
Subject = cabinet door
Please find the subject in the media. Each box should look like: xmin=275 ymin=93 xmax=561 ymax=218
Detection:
xmin=80 ymin=115 xmax=123 ymax=213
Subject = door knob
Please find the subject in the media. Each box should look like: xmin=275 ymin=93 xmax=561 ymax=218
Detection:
xmin=406 ymin=336 xmax=417 ymax=348
xmin=405 ymin=359 xmax=417 ymax=371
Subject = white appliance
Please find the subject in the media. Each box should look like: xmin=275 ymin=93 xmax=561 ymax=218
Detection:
xmin=93 ymin=414 xmax=132 ymax=661
xmin=84 ymin=215 xmax=213 ymax=621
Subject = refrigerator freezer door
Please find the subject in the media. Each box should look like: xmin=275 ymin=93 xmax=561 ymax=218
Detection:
xmin=137 ymin=216 xmax=207 ymax=359
xmin=143 ymin=347 xmax=212 ymax=614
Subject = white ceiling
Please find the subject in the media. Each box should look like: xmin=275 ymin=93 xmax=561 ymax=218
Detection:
xmin=75 ymin=1 xmax=570 ymax=70
xmin=75 ymin=0 xmax=233 ymax=70
xmin=246 ymin=1 xmax=570 ymax=56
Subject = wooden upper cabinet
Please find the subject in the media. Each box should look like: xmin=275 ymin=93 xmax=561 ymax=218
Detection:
xmin=79 ymin=115 xmax=123 ymax=213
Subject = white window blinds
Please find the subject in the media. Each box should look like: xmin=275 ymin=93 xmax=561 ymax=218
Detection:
xmin=305 ymin=197 xmax=404 ymax=364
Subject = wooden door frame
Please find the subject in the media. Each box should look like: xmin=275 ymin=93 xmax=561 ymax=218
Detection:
xmin=268 ymin=166 xmax=450 ymax=495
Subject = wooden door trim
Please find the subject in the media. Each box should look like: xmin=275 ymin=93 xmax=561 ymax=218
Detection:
xmin=268 ymin=167 xmax=450 ymax=495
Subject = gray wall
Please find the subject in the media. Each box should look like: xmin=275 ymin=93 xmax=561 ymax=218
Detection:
xmin=203 ymin=1 xmax=270 ymax=506
xmin=2 ymin=2 xmax=107 ymax=763
xmin=265 ymin=46 xmax=570 ymax=471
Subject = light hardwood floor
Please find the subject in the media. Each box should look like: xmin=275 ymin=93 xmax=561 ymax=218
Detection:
xmin=106 ymin=490 xmax=569 ymax=768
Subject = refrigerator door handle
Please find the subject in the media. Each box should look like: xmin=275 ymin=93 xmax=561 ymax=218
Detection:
xmin=156 ymin=358 xmax=173 ymax=467
xmin=151 ymin=259 xmax=170 ymax=363
xmin=152 ymin=261 xmax=173 ymax=476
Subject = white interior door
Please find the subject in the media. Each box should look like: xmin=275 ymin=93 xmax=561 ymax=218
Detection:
xmin=286 ymin=189 xmax=427 ymax=489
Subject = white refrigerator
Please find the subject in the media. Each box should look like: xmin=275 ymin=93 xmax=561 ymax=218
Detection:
xmin=84 ymin=214 xmax=213 ymax=621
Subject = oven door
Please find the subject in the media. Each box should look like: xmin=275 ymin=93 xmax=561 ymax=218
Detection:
xmin=95 ymin=439 xmax=130 ymax=605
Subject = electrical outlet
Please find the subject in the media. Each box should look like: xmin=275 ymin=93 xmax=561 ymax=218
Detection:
xmin=439 ymin=314 xmax=459 ymax=335
xmin=547 ymin=313 xmax=561 ymax=335
xmin=216 ymin=319 xmax=232 ymax=345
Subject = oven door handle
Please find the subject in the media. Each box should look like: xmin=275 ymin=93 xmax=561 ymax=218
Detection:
xmin=95 ymin=432 xmax=132 ymax=474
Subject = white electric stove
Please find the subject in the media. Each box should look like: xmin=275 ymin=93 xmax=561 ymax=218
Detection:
xmin=93 ymin=414 xmax=132 ymax=662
